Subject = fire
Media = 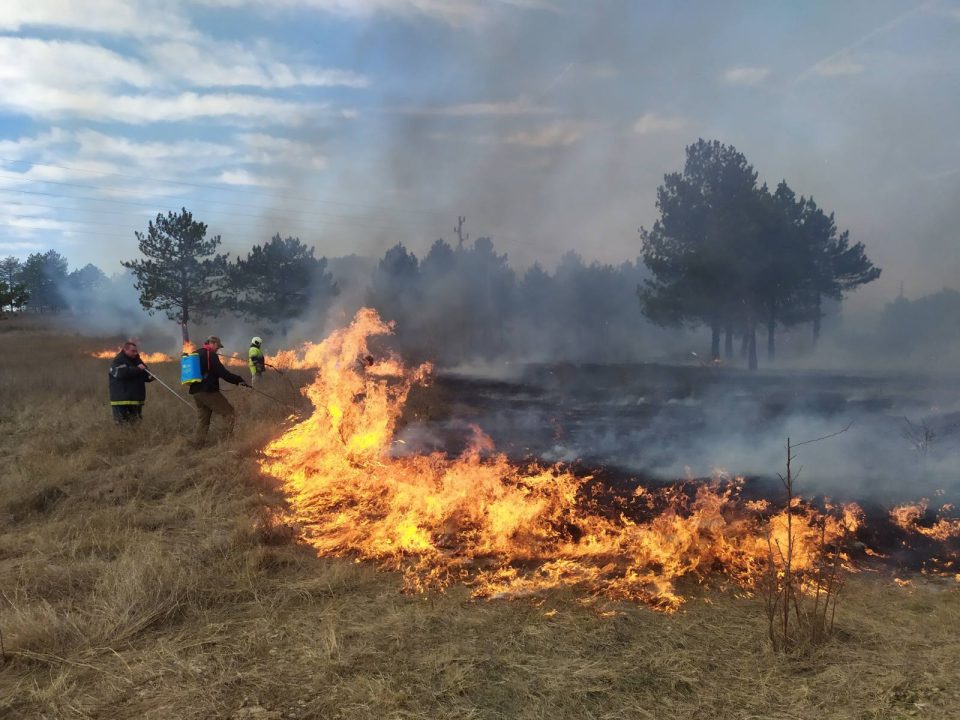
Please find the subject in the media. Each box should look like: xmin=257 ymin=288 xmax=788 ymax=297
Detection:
xmin=267 ymin=344 xmax=327 ymax=370
xmin=222 ymin=351 xmax=246 ymax=368
xmin=260 ymin=309 xmax=857 ymax=611
xmin=183 ymin=340 xmax=196 ymax=355
xmin=890 ymin=501 xmax=960 ymax=542
xmin=90 ymin=348 xmax=174 ymax=363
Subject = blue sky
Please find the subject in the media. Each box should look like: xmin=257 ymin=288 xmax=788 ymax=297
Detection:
xmin=1 ymin=0 xmax=958 ymax=313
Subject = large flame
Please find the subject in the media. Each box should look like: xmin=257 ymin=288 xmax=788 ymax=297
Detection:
xmin=260 ymin=309 xmax=860 ymax=611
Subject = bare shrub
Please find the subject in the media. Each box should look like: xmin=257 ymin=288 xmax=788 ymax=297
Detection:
xmin=762 ymin=435 xmax=851 ymax=652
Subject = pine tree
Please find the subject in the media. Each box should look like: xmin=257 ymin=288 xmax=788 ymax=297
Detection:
xmin=122 ymin=208 xmax=230 ymax=344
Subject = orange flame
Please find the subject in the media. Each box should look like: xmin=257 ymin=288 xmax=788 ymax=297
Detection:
xmin=260 ymin=309 xmax=859 ymax=611
xmin=90 ymin=348 xmax=173 ymax=363
xmin=890 ymin=501 xmax=960 ymax=542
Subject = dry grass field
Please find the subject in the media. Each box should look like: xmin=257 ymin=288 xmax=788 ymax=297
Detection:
xmin=1 ymin=316 xmax=959 ymax=719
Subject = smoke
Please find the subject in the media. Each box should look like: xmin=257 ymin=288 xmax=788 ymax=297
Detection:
xmin=402 ymin=363 xmax=960 ymax=506
xmin=54 ymin=269 xmax=179 ymax=349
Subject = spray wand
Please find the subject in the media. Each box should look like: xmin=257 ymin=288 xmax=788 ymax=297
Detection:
xmin=144 ymin=370 xmax=195 ymax=410
xmin=239 ymin=382 xmax=304 ymax=416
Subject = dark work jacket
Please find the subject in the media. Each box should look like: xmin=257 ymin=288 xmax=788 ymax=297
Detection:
xmin=108 ymin=351 xmax=153 ymax=404
xmin=188 ymin=347 xmax=244 ymax=394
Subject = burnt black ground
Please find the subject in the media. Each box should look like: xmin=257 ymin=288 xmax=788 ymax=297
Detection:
xmin=399 ymin=362 xmax=960 ymax=508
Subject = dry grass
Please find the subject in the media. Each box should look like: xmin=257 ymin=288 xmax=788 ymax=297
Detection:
xmin=1 ymin=315 xmax=959 ymax=719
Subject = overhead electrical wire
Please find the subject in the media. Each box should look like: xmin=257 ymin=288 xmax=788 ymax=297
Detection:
xmin=0 ymin=170 xmax=438 ymax=229
xmin=0 ymin=189 xmax=433 ymax=235
xmin=0 ymin=160 xmax=556 ymax=255
xmin=0 ymin=157 xmax=449 ymax=219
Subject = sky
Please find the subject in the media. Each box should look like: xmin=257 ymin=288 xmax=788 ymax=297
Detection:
xmin=1 ymin=0 xmax=958 ymax=315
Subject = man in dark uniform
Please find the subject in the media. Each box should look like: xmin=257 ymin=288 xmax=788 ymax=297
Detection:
xmin=108 ymin=341 xmax=153 ymax=423
xmin=189 ymin=335 xmax=248 ymax=446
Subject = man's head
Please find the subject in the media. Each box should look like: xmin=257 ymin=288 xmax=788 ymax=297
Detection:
xmin=122 ymin=341 xmax=139 ymax=359
xmin=204 ymin=335 xmax=223 ymax=351
xmin=251 ymin=336 xmax=262 ymax=348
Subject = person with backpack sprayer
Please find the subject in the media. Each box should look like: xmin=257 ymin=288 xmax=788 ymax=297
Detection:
xmin=182 ymin=335 xmax=249 ymax=447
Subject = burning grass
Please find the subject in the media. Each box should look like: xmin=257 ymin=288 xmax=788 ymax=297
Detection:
xmin=1 ymin=314 xmax=960 ymax=718
xmin=260 ymin=309 xmax=865 ymax=612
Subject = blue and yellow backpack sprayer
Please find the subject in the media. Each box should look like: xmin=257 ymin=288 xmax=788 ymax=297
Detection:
xmin=180 ymin=350 xmax=203 ymax=385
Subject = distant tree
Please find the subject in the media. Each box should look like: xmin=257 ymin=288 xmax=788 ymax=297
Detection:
xmin=0 ymin=281 xmax=10 ymax=317
xmin=233 ymin=234 xmax=338 ymax=326
xmin=641 ymin=139 xmax=880 ymax=369
xmin=67 ymin=263 xmax=108 ymax=294
xmin=640 ymin=139 xmax=759 ymax=362
xmin=62 ymin=263 xmax=109 ymax=313
xmin=122 ymin=208 xmax=230 ymax=344
xmin=19 ymin=250 xmax=69 ymax=312
xmin=0 ymin=256 xmax=21 ymax=291
xmin=367 ymin=243 xmax=421 ymax=350
xmin=10 ymin=282 xmax=29 ymax=312
xmin=879 ymin=289 xmax=960 ymax=355
xmin=459 ymin=237 xmax=514 ymax=359
xmin=797 ymin=198 xmax=881 ymax=344
xmin=421 ymin=238 xmax=456 ymax=276
xmin=0 ymin=256 xmax=24 ymax=313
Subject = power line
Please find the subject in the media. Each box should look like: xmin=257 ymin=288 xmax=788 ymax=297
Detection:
xmin=0 ymin=170 xmax=437 ymax=227
xmin=0 ymin=157 xmax=449 ymax=219
xmin=0 ymin=187 xmax=436 ymax=236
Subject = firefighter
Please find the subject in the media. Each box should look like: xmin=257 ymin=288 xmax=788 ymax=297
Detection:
xmin=108 ymin=341 xmax=154 ymax=423
xmin=189 ymin=335 xmax=249 ymax=447
xmin=248 ymin=336 xmax=266 ymax=385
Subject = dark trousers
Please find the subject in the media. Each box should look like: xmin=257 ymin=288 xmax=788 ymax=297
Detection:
xmin=192 ymin=391 xmax=235 ymax=445
xmin=112 ymin=404 xmax=143 ymax=424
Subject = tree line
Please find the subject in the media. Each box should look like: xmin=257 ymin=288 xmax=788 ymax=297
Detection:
xmin=0 ymin=251 xmax=106 ymax=315
xmin=2 ymin=138 xmax=882 ymax=370
xmin=120 ymin=209 xmax=339 ymax=343
xmin=365 ymin=236 xmax=655 ymax=365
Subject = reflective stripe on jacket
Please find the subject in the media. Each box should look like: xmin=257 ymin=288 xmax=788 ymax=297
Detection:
xmin=108 ymin=351 xmax=152 ymax=404
xmin=249 ymin=345 xmax=265 ymax=375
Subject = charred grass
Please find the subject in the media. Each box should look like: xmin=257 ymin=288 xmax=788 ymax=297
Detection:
xmin=1 ymin=318 xmax=959 ymax=719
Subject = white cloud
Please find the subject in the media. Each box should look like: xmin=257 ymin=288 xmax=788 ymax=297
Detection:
xmin=236 ymin=133 xmax=327 ymax=168
xmin=0 ymin=215 xmax=86 ymax=234
xmin=147 ymin=40 xmax=369 ymax=89
xmin=0 ymin=84 xmax=327 ymax=125
xmin=0 ymin=240 xmax=47 ymax=252
xmin=723 ymin=66 xmax=770 ymax=86
xmin=399 ymin=98 xmax=551 ymax=117
xmin=0 ymin=36 xmax=363 ymax=126
xmin=812 ymin=55 xmax=865 ymax=77
xmin=506 ymin=122 xmax=584 ymax=147
xmin=0 ymin=0 xmax=195 ymax=38
xmin=0 ymin=38 xmax=153 ymax=90
xmin=632 ymin=112 xmax=689 ymax=135
xmin=194 ymin=0 xmax=558 ymax=25
xmin=215 ymin=169 xmax=282 ymax=187
xmin=72 ymin=130 xmax=236 ymax=166
xmin=0 ymin=128 xmax=70 ymax=160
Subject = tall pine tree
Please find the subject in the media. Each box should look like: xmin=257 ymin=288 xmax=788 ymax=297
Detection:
xmin=122 ymin=208 xmax=230 ymax=344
